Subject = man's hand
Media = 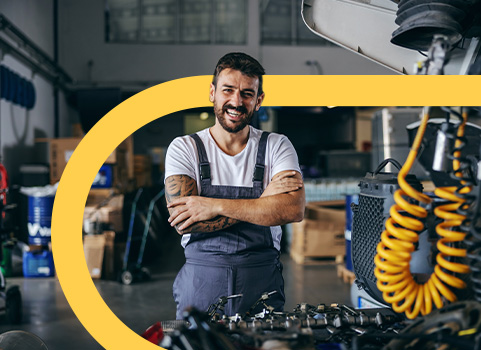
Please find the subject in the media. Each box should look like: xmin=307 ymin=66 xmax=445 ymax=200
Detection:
xmin=261 ymin=171 xmax=303 ymax=198
xmin=167 ymin=196 xmax=221 ymax=232
xmin=165 ymin=175 xmax=240 ymax=235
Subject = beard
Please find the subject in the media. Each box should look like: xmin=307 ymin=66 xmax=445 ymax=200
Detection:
xmin=214 ymin=102 xmax=254 ymax=134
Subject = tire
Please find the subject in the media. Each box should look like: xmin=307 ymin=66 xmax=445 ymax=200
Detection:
xmin=6 ymin=287 xmax=22 ymax=324
xmin=121 ymin=270 xmax=133 ymax=285
xmin=0 ymin=330 xmax=48 ymax=349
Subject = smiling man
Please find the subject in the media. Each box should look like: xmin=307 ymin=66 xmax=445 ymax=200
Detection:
xmin=164 ymin=52 xmax=305 ymax=319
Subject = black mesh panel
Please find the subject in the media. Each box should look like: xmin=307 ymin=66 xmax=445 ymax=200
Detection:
xmin=352 ymin=195 xmax=386 ymax=303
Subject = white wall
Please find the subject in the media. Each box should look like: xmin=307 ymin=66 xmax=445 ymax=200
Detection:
xmin=0 ymin=0 xmax=54 ymax=56
xmin=0 ymin=0 xmax=74 ymax=184
xmin=58 ymin=0 xmax=394 ymax=86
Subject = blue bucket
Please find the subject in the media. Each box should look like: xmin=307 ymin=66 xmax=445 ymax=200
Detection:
xmin=345 ymin=194 xmax=359 ymax=272
xmin=28 ymin=195 xmax=55 ymax=245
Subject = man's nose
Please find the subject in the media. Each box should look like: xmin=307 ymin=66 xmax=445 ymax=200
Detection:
xmin=230 ymin=91 xmax=242 ymax=107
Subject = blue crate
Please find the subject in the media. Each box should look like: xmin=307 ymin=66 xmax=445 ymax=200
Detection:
xmin=91 ymin=164 xmax=113 ymax=188
xmin=23 ymin=250 xmax=55 ymax=278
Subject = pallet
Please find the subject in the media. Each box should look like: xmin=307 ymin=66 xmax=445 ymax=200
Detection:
xmin=290 ymin=250 xmax=344 ymax=266
xmin=336 ymin=264 xmax=356 ymax=284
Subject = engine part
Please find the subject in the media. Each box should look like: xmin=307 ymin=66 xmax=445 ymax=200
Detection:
xmin=383 ymin=301 xmax=481 ymax=350
xmin=207 ymin=294 xmax=243 ymax=321
xmin=158 ymin=304 xmax=402 ymax=350
xmin=390 ymin=0 xmax=481 ymax=51
xmin=352 ymin=158 xmax=423 ymax=305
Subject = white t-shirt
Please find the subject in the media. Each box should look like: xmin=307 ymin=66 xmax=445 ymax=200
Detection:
xmin=164 ymin=125 xmax=301 ymax=250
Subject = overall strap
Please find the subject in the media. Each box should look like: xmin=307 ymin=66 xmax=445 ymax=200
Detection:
xmin=189 ymin=133 xmax=211 ymax=186
xmin=253 ymin=132 xmax=270 ymax=185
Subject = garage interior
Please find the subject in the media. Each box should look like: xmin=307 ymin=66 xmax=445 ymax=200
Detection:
xmin=0 ymin=0 xmax=481 ymax=349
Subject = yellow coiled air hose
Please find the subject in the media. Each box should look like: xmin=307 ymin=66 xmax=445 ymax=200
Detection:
xmin=374 ymin=109 xmax=470 ymax=319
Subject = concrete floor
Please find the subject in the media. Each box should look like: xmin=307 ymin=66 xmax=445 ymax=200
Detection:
xmin=0 ymin=253 xmax=352 ymax=350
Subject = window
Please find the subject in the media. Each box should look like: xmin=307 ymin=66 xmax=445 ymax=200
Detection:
xmin=105 ymin=0 xmax=247 ymax=44
xmin=141 ymin=0 xmax=177 ymax=43
xmin=105 ymin=0 xmax=140 ymax=42
xmin=260 ymin=0 xmax=331 ymax=46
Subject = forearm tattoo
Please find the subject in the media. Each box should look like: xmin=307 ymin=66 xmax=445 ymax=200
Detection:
xmin=165 ymin=175 xmax=197 ymax=200
xmin=165 ymin=175 xmax=239 ymax=234
xmin=186 ymin=216 xmax=239 ymax=234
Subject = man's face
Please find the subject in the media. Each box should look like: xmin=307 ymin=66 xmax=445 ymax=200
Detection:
xmin=210 ymin=68 xmax=265 ymax=134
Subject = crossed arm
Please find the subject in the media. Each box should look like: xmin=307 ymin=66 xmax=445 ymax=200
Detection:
xmin=165 ymin=171 xmax=305 ymax=235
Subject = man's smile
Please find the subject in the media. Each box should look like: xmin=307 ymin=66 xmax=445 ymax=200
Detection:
xmin=226 ymin=109 xmax=243 ymax=120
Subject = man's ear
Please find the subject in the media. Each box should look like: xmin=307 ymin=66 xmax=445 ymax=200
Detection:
xmin=255 ymin=92 xmax=265 ymax=111
xmin=209 ymin=83 xmax=215 ymax=102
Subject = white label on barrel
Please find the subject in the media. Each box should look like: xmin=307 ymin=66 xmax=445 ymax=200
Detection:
xmin=27 ymin=223 xmax=51 ymax=237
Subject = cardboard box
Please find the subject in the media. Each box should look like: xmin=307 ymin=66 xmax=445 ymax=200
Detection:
xmin=49 ymin=138 xmax=82 ymax=184
xmin=105 ymin=136 xmax=132 ymax=162
xmin=134 ymin=154 xmax=152 ymax=187
xmin=71 ymin=123 xmax=85 ymax=138
xmin=85 ymin=189 xmax=117 ymax=206
xmin=102 ymin=231 xmax=116 ymax=280
xmin=84 ymin=193 xmax=124 ymax=232
xmin=291 ymin=200 xmax=346 ymax=262
xmin=84 ymin=234 xmax=106 ymax=279
xmin=84 ymin=206 xmax=123 ymax=233
xmin=120 ymin=136 xmax=135 ymax=180
xmin=48 ymin=136 xmax=134 ymax=186
xmin=83 ymin=232 xmax=123 ymax=280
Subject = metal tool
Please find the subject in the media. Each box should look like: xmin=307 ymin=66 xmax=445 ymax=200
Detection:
xmin=206 ymin=294 xmax=243 ymax=320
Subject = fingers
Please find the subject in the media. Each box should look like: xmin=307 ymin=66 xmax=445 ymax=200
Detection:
xmin=177 ymin=219 xmax=194 ymax=232
xmin=276 ymin=184 xmax=302 ymax=194
xmin=273 ymin=178 xmax=303 ymax=191
xmin=262 ymin=178 xmax=303 ymax=197
xmin=169 ymin=210 xmax=191 ymax=227
xmin=272 ymin=173 xmax=303 ymax=188
xmin=281 ymin=178 xmax=303 ymax=187
xmin=167 ymin=197 xmax=186 ymax=208
xmin=169 ymin=209 xmax=193 ymax=234
xmin=174 ymin=220 xmax=189 ymax=235
xmin=272 ymin=171 xmax=297 ymax=181
xmin=168 ymin=204 xmax=188 ymax=224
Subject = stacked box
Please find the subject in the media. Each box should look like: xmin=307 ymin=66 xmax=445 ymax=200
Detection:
xmin=49 ymin=137 xmax=83 ymax=184
xmin=48 ymin=136 xmax=134 ymax=191
xmin=84 ymin=192 xmax=124 ymax=233
xmin=83 ymin=234 xmax=106 ymax=279
xmin=290 ymin=200 xmax=346 ymax=264
xmin=83 ymin=231 xmax=124 ymax=280
xmin=134 ymin=154 xmax=152 ymax=187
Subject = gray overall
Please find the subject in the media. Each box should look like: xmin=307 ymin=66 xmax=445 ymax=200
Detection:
xmin=172 ymin=132 xmax=285 ymax=320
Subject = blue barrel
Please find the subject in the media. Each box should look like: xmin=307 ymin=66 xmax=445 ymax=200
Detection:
xmin=27 ymin=195 xmax=55 ymax=245
xmin=345 ymin=194 xmax=359 ymax=272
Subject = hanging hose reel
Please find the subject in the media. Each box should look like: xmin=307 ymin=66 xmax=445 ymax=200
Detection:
xmin=374 ymin=110 xmax=473 ymax=319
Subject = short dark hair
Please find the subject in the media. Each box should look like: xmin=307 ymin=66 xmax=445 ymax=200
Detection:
xmin=212 ymin=52 xmax=265 ymax=96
